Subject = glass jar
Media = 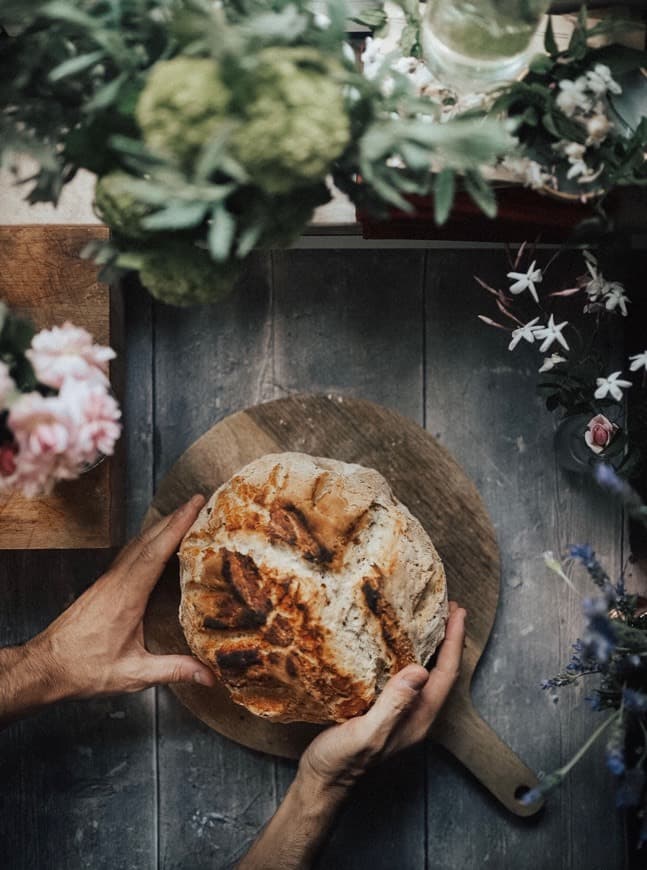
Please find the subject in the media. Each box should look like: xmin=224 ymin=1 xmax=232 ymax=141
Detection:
xmin=422 ymin=0 xmax=551 ymax=91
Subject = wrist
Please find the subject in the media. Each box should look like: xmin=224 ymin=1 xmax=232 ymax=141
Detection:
xmin=22 ymin=634 xmax=74 ymax=705
xmin=296 ymin=753 xmax=357 ymax=800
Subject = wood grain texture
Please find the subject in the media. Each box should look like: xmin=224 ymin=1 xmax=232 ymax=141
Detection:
xmin=0 ymin=225 xmax=123 ymax=548
xmin=423 ymin=249 xmax=625 ymax=870
xmin=151 ymin=254 xmax=279 ymax=870
xmin=0 ymin=550 xmax=155 ymax=870
xmin=0 ymin=277 xmax=162 ymax=870
xmin=269 ymin=248 xmax=430 ymax=870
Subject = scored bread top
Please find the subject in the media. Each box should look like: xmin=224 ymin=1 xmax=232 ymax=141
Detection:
xmin=179 ymin=452 xmax=447 ymax=724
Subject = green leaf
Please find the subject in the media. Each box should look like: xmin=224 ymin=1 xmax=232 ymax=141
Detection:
xmin=463 ymin=170 xmax=496 ymax=219
xmin=42 ymin=1 xmax=99 ymax=30
xmin=544 ymin=15 xmax=558 ymax=57
xmin=351 ymin=9 xmax=388 ymax=31
xmin=208 ymin=206 xmax=236 ymax=261
xmin=49 ymin=50 xmax=105 ymax=82
xmin=0 ymin=310 xmax=35 ymax=357
xmin=433 ymin=169 xmax=455 ymax=225
xmin=528 ymin=53 xmax=552 ymax=75
xmin=142 ymin=201 xmax=209 ymax=231
xmin=400 ymin=22 xmax=420 ymax=57
xmin=236 ymin=223 xmax=263 ymax=258
xmin=568 ymin=13 xmax=587 ymax=60
xmin=85 ymin=73 xmax=128 ymax=112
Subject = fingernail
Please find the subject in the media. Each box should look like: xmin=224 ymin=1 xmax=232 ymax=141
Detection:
xmin=193 ymin=671 xmax=210 ymax=686
xmin=400 ymin=668 xmax=428 ymax=691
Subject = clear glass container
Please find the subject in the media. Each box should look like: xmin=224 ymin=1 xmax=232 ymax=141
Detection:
xmin=422 ymin=0 xmax=551 ymax=91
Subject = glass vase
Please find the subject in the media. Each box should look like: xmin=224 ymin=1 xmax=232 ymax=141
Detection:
xmin=421 ymin=0 xmax=551 ymax=91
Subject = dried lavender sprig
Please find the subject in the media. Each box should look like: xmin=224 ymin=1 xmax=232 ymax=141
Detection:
xmin=606 ymin=711 xmax=626 ymax=775
xmin=520 ymin=710 xmax=622 ymax=805
xmin=623 ymin=688 xmax=647 ymax=714
xmin=594 ymin=464 xmax=647 ymax=527
xmin=568 ymin=544 xmax=612 ymax=591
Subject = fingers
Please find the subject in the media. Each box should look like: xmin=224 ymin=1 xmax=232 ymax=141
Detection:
xmin=425 ymin=603 xmax=466 ymax=697
xmin=386 ymin=604 xmax=466 ymax=751
xmin=137 ymin=654 xmax=216 ymax=688
xmin=363 ymin=663 xmax=429 ymax=739
xmin=109 ymin=509 xmax=178 ymax=574
xmin=120 ymin=495 xmax=206 ymax=595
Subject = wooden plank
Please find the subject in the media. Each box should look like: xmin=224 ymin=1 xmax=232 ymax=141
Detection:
xmin=270 ymin=249 xmax=428 ymax=869
xmin=423 ymin=249 xmax=625 ymax=869
xmin=0 ymin=272 xmax=157 ymax=870
xmin=152 ymin=254 xmax=280 ymax=869
xmin=0 ymin=550 xmax=156 ymax=870
xmin=0 ymin=225 xmax=124 ymax=548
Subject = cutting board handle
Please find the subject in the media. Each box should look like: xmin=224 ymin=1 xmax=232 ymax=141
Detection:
xmin=432 ymin=697 xmax=543 ymax=817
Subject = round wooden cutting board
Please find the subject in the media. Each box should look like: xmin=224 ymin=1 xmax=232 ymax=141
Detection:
xmin=143 ymin=394 xmax=541 ymax=817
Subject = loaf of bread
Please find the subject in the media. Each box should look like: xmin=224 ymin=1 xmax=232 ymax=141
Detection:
xmin=179 ymin=452 xmax=447 ymax=724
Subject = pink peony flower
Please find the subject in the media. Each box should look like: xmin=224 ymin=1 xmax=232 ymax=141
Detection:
xmin=0 ymin=441 xmax=18 ymax=477
xmin=26 ymin=322 xmax=115 ymax=390
xmin=6 ymin=391 xmax=79 ymax=496
xmin=0 ymin=361 xmax=15 ymax=407
xmin=585 ymin=414 xmax=619 ymax=455
xmin=59 ymin=378 xmax=122 ymax=463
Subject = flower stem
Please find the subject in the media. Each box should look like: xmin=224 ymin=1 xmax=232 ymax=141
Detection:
xmin=556 ymin=710 xmax=622 ymax=779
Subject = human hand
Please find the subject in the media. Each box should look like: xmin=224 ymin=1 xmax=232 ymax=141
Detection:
xmin=27 ymin=495 xmax=216 ymax=702
xmin=299 ymin=601 xmax=466 ymax=790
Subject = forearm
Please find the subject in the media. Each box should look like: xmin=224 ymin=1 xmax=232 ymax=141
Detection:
xmin=237 ymin=768 xmax=350 ymax=870
xmin=0 ymin=639 xmax=68 ymax=729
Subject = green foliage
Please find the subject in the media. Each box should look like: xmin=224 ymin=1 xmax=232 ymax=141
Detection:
xmin=490 ymin=11 xmax=647 ymax=199
xmin=136 ymin=57 xmax=231 ymax=165
xmin=0 ymin=304 xmax=38 ymax=392
xmin=126 ymin=240 xmax=241 ymax=305
xmin=228 ymin=47 xmax=351 ymax=194
xmin=1 ymin=0 xmax=513 ymax=304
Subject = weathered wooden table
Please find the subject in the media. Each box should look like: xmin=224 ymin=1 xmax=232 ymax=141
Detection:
xmin=0 ymin=248 xmax=629 ymax=869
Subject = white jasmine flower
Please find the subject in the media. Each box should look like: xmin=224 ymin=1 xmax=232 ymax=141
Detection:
xmin=554 ymin=140 xmax=592 ymax=181
xmin=564 ymin=142 xmax=589 ymax=179
xmin=535 ymin=314 xmax=569 ymax=353
xmin=508 ymin=317 xmax=541 ymax=351
xmin=556 ymin=78 xmax=591 ymax=116
xmin=583 ymin=260 xmax=607 ymax=301
xmin=629 ymin=351 xmax=647 ymax=372
xmin=410 ymin=63 xmax=435 ymax=92
xmin=586 ymin=64 xmax=622 ymax=97
xmin=594 ymin=371 xmax=632 ymax=402
xmin=361 ymin=37 xmax=386 ymax=80
xmin=539 ymin=354 xmax=567 ymax=373
xmin=501 ymin=156 xmax=551 ymax=190
xmin=392 ymin=56 xmax=417 ymax=76
xmin=507 ymin=260 xmax=543 ymax=303
xmin=604 ymin=282 xmax=629 ymax=316
xmin=586 ymin=112 xmax=613 ymax=147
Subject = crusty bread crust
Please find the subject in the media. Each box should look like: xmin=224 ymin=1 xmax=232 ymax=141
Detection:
xmin=179 ymin=453 xmax=447 ymax=724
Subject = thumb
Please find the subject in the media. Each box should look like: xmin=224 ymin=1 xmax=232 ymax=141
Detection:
xmin=364 ymin=664 xmax=429 ymax=733
xmin=140 ymin=654 xmax=216 ymax=688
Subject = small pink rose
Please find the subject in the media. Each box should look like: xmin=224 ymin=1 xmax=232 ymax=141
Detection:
xmin=584 ymin=414 xmax=619 ymax=454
